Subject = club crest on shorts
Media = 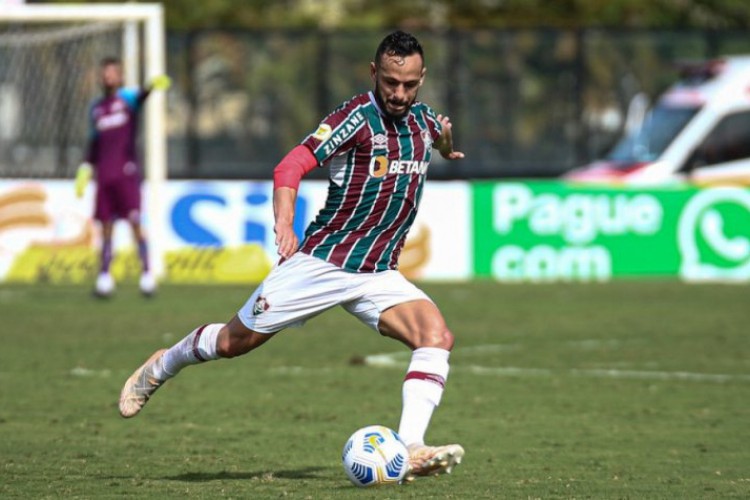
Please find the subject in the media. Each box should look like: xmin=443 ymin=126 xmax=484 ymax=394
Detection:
xmin=253 ymin=296 xmax=269 ymax=316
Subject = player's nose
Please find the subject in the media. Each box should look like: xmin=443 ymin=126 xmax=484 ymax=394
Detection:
xmin=392 ymin=84 xmax=407 ymax=101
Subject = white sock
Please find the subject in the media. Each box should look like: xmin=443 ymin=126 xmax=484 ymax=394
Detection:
xmin=397 ymin=347 xmax=450 ymax=447
xmin=152 ymin=323 xmax=223 ymax=381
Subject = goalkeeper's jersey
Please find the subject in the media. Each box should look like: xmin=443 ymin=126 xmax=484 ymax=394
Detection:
xmin=86 ymin=88 xmax=147 ymax=184
xmin=299 ymin=91 xmax=443 ymax=273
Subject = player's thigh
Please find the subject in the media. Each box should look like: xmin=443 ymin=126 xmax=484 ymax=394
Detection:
xmin=114 ymin=178 xmax=142 ymax=222
xmin=342 ymin=271 xmax=452 ymax=349
xmin=94 ymin=183 xmax=116 ymax=222
xmin=238 ymin=253 xmax=352 ymax=334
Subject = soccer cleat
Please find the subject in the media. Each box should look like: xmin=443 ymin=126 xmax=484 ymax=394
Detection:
xmin=139 ymin=272 xmax=157 ymax=297
xmin=403 ymin=443 xmax=465 ymax=482
xmin=118 ymin=349 xmax=167 ymax=418
xmin=94 ymin=272 xmax=115 ymax=298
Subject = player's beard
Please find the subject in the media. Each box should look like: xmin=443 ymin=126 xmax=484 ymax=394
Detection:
xmin=374 ymin=83 xmax=415 ymax=120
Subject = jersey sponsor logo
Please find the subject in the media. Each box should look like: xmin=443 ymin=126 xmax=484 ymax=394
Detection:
xmin=96 ymin=110 xmax=129 ymax=131
xmin=112 ymin=100 xmax=126 ymax=112
xmin=369 ymin=156 xmax=389 ymax=178
xmin=368 ymin=157 xmax=429 ymax=177
xmin=312 ymin=123 xmax=332 ymax=140
xmin=252 ymin=295 xmax=269 ymax=315
xmin=321 ymin=110 xmax=365 ymax=156
xmin=388 ymin=160 xmax=429 ymax=175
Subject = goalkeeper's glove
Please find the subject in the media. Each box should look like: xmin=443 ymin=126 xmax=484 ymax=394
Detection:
xmin=149 ymin=74 xmax=172 ymax=91
xmin=75 ymin=162 xmax=93 ymax=199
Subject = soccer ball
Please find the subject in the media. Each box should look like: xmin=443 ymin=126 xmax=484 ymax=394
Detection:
xmin=342 ymin=425 xmax=409 ymax=487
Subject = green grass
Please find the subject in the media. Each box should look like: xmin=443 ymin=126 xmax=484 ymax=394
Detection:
xmin=1 ymin=281 xmax=749 ymax=499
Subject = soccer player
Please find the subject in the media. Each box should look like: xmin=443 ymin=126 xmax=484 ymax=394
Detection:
xmin=119 ymin=31 xmax=466 ymax=480
xmin=75 ymin=57 xmax=170 ymax=297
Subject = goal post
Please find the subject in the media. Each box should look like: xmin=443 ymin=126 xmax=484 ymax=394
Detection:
xmin=0 ymin=3 xmax=167 ymax=278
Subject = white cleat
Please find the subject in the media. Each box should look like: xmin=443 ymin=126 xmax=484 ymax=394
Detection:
xmin=94 ymin=272 xmax=115 ymax=298
xmin=403 ymin=443 xmax=465 ymax=482
xmin=119 ymin=349 xmax=167 ymax=418
xmin=139 ymin=272 xmax=157 ymax=297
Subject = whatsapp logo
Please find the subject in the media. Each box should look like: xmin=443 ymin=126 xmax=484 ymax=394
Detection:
xmin=679 ymin=188 xmax=750 ymax=282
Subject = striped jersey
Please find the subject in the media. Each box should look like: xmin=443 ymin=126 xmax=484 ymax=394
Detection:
xmin=299 ymin=91 xmax=443 ymax=273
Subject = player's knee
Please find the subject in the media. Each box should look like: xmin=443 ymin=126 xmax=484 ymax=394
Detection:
xmin=412 ymin=325 xmax=454 ymax=351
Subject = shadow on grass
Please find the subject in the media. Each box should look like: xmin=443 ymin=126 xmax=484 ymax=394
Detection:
xmin=163 ymin=467 xmax=328 ymax=482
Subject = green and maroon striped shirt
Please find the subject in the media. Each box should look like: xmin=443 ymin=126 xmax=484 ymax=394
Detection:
xmin=299 ymin=92 xmax=443 ymax=273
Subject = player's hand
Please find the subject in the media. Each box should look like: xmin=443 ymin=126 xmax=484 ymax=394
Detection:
xmin=75 ymin=162 xmax=93 ymax=198
xmin=149 ymin=74 xmax=172 ymax=91
xmin=436 ymin=114 xmax=465 ymax=160
xmin=274 ymin=221 xmax=299 ymax=260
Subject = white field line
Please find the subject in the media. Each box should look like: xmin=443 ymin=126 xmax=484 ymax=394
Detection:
xmin=361 ymin=346 xmax=750 ymax=384
xmin=70 ymin=367 xmax=111 ymax=377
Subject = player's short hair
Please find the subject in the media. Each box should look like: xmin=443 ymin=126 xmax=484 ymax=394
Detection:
xmin=374 ymin=31 xmax=424 ymax=67
xmin=100 ymin=56 xmax=122 ymax=68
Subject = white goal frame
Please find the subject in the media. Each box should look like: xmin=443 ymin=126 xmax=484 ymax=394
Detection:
xmin=1 ymin=3 xmax=167 ymax=277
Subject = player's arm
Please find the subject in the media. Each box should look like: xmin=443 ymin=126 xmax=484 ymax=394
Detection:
xmin=433 ymin=114 xmax=465 ymax=160
xmin=136 ymin=75 xmax=172 ymax=104
xmin=75 ymin=108 xmax=98 ymax=198
xmin=272 ymin=145 xmax=319 ymax=259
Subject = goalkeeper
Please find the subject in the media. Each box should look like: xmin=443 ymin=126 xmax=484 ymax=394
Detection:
xmin=76 ymin=57 xmax=170 ymax=297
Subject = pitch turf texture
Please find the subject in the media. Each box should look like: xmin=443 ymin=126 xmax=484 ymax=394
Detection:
xmin=1 ymin=282 xmax=748 ymax=499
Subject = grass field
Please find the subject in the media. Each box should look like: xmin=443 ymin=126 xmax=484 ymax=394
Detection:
xmin=1 ymin=281 xmax=749 ymax=499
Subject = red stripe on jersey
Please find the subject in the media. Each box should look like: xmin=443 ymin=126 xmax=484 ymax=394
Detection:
xmin=327 ymin=116 xmax=399 ymax=266
xmin=360 ymin=171 xmax=421 ymax=271
xmin=305 ymin=95 xmax=369 ymax=163
xmin=389 ymin=227 xmax=410 ymax=269
xmin=408 ymin=113 xmax=427 ymax=161
xmin=302 ymin=171 xmax=368 ymax=254
xmin=404 ymin=370 xmax=446 ymax=388
xmin=384 ymin=114 xmax=431 ymax=269
xmin=328 ymin=173 xmax=398 ymax=266
xmin=356 ymin=119 xmax=413 ymax=271
xmin=301 ymin=99 xmax=371 ymax=253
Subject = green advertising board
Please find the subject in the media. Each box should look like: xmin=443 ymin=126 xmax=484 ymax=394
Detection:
xmin=473 ymin=181 xmax=750 ymax=282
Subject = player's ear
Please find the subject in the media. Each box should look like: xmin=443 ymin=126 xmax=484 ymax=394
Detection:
xmin=419 ymin=66 xmax=426 ymax=86
xmin=370 ymin=61 xmax=377 ymax=82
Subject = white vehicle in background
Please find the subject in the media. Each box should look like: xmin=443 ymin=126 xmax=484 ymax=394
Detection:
xmin=565 ymin=56 xmax=750 ymax=185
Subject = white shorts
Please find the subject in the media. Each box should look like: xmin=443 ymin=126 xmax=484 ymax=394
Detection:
xmin=237 ymin=252 xmax=431 ymax=334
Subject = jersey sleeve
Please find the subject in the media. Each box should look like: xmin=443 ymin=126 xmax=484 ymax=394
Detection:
xmin=117 ymin=87 xmax=147 ymax=110
xmin=421 ymin=104 xmax=444 ymax=143
xmin=300 ymin=99 xmax=366 ymax=165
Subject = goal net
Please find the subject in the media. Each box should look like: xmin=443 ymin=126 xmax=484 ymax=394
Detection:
xmin=0 ymin=3 xmax=166 ymax=182
xmin=0 ymin=22 xmax=124 ymax=178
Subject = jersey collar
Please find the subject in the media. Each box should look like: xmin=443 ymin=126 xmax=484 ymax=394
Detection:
xmin=368 ymin=91 xmax=408 ymax=122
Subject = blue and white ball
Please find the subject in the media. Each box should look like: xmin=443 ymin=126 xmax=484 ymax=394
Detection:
xmin=342 ymin=425 xmax=409 ymax=487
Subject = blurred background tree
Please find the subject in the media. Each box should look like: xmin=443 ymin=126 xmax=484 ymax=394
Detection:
xmin=38 ymin=0 xmax=750 ymax=30
xmin=15 ymin=0 xmax=750 ymax=179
